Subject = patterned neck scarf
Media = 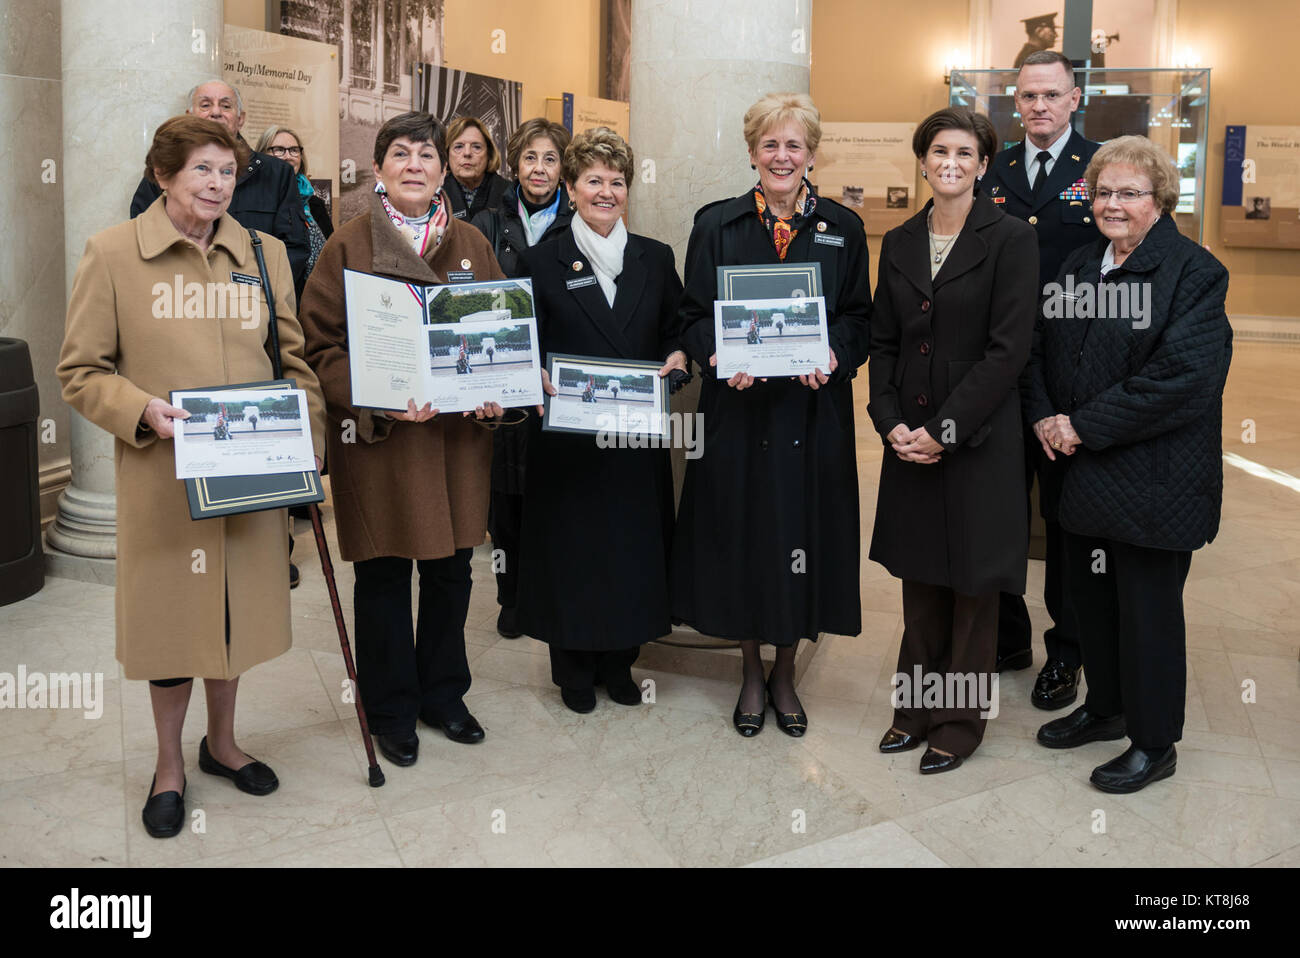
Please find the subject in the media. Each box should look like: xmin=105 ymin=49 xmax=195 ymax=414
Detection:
xmin=377 ymin=186 xmax=449 ymax=256
xmin=518 ymin=189 xmax=561 ymax=247
xmin=754 ymin=177 xmax=817 ymax=261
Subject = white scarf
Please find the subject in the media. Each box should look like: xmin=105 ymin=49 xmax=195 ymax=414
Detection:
xmin=570 ymin=212 xmax=627 ymax=307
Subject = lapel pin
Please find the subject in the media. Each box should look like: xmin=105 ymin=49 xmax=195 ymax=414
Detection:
xmin=461 ymin=258 xmax=471 ymax=269
xmin=817 ymin=221 xmax=827 ymax=232
xmin=1010 ymin=159 xmax=1017 ymax=166
xmin=572 ymin=260 xmax=583 ymax=271
xmin=1071 ymin=154 xmax=1081 ymax=162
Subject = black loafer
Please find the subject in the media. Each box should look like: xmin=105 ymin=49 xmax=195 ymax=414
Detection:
xmin=878 ymin=728 xmax=923 ymax=753
xmin=602 ymin=671 xmax=642 ymax=707
xmin=423 ymin=711 xmax=487 ymax=743
xmin=996 ymin=648 xmax=1033 ymax=672
xmin=142 ymin=775 xmax=186 ymax=838
xmin=1031 ymin=660 xmax=1082 ymax=710
xmin=1036 ymin=706 xmax=1127 ymax=749
xmin=375 ymin=731 xmax=419 ymax=766
xmin=766 ymin=685 xmax=808 ymax=737
xmin=496 ymin=607 xmax=522 ymax=639
xmin=198 ymin=736 xmax=279 ymax=795
xmin=919 ymin=747 xmax=963 ymax=774
xmin=559 ymin=686 xmax=597 ymax=713
xmin=1091 ymin=744 xmax=1177 ymax=793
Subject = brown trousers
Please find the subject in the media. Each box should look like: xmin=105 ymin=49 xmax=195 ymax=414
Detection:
xmin=892 ymin=581 xmax=999 ymax=757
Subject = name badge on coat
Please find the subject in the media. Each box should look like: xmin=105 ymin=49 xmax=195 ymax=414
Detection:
xmin=814 ymin=233 xmax=845 ymax=247
xmin=230 ymin=272 xmax=261 ymax=286
xmin=566 ymin=275 xmax=599 ymax=291
xmin=446 ymin=270 xmax=475 ymax=282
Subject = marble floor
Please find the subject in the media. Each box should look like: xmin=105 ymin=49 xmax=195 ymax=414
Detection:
xmin=1 ymin=342 xmax=1297 ymax=868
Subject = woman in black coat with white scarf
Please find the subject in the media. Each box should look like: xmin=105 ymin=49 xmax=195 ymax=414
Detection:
xmin=515 ymin=127 xmax=687 ymax=714
xmin=868 ymin=107 xmax=1039 ymax=774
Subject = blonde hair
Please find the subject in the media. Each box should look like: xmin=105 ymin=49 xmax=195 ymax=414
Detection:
xmin=254 ymin=125 xmax=308 ymax=177
xmin=743 ymin=92 xmax=822 ymax=155
xmin=1085 ymin=135 xmax=1180 ymax=214
xmin=444 ymin=116 xmax=502 ymax=174
xmin=563 ymin=126 xmax=634 ymax=185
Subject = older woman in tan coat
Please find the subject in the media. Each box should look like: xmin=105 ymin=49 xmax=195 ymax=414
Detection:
xmin=299 ymin=112 xmax=506 ymax=768
xmin=57 ymin=115 xmax=326 ymax=838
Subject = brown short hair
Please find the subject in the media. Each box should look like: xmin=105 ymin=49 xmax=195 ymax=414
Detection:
xmin=743 ymin=92 xmax=822 ymax=155
xmin=444 ymin=116 xmax=502 ymax=173
xmin=254 ymin=125 xmax=309 ymax=178
xmin=506 ymin=118 xmax=571 ymax=177
xmin=1085 ymin=135 xmax=1181 ymax=215
xmin=374 ymin=111 xmax=447 ymax=169
xmin=563 ymin=126 xmax=634 ymax=186
xmin=912 ymin=107 xmax=997 ymax=163
xmin=1019 ymin=50 xmax=1080 ymax=89
xmin=144 ymin=115 xmax=244 ymax=184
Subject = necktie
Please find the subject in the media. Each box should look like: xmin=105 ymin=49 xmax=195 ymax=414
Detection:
xmin=1031 ymin=150 xmax=1052 ymax=198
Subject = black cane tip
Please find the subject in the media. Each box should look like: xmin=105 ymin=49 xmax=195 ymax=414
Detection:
xmin=368 ymin=765 xmax=386 ymax=788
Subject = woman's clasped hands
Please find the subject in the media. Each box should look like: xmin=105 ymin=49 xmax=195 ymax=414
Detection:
xmin=887 ymin=422 xmax=943 ymax=464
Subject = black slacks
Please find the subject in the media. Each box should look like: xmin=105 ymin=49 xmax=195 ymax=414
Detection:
xmin=1062 ymin=531 xmax=1192 ymax=749
xmin=489 ymin=489 xmax=523 ymax=610
xmin=549 ymin=645 xmax=639 ymax=690
xmin=353 ymin=550 xmax=474 ymax=736
xmin=893 ymin=581 xmax=999 ymax=757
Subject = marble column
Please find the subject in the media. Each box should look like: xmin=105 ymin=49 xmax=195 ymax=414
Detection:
xmin=628 ymin=0 xmax=812 ymax=262
xmin=45 ymin=0 xmax=223 ymax=581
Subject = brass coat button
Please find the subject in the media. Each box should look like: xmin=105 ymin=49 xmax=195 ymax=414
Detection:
xmin=1028 ymin=215 xmax=1039 ymax=225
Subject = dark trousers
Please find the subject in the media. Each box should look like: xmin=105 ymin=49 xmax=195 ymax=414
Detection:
xmin=893 ymin=581 xmax=999 ymax=757
xmin=1062 ymin=531 xmax=1191 ymax=749
xmin=549 ymin=645 xmax=639 ymax=690
xmin=488 ymin=489 xmax=523 ymax=610
xmin=353 ymin=550 xmax=474 ymax=736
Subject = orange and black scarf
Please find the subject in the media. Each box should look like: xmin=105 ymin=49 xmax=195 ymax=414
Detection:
xmin=754 ymin=178 xmax=817 ymax=260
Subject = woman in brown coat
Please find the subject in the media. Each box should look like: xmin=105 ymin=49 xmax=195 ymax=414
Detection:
xmin=299 ymin=112 xmax=507 ymax=769
xmin=57 ymin=116 xmax=326 ymax=838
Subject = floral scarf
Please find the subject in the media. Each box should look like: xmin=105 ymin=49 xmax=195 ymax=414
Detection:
xmin=376 ymin=183 xmax=449 ymax=256
xmin=754 ymin=178 xmax=817 ymax=261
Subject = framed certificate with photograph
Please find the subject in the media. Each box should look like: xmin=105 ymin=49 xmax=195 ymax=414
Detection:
xmin=717 ymin=261 xmax=822 ymax=300
xmin=542 ymin=353 xmax=669 ymax=440
xmin=713 ymin=297 xmax=831 ymax=379
xmin=343 ymin=270 xmax=544 ymax=413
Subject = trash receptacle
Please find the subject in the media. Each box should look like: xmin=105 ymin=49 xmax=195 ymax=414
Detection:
xmin=0 ymin=338 xmax=44 ymax=606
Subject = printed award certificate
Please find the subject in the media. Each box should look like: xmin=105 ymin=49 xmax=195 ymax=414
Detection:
xmin=170 ymin=386 xmax=316 ymax=480
xmin=716 ymin=261 xmax=822 ymax=300
xmin=542 ymin=354 xmax=669 ymax=439
xmin=344 ymin=270 xmax=543 ymax=413
xmin=713 ymin=296 xmax=831 ymax=378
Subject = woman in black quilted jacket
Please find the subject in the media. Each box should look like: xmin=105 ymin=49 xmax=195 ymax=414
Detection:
xmin=1024 ymin=135 xmax=1232 ymax=794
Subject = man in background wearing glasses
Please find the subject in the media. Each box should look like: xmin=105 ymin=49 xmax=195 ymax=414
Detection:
xmin=982 ymin=50 xmax=1102 ymax=712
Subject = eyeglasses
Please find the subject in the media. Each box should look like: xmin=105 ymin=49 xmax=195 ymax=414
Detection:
xmin=1094 ymin=189 xmax=1154 ymax=203
xmin=268 ymin=145 xmax=302 ymax=157
xmin=1014 ymin=91 xmax=1066 ymax=104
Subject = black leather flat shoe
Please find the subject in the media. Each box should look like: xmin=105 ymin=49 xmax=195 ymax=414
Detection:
xmin=766 ymin=683 xmax=807 ymax=737
xmin=1090 ymin=744 xmax=1176 ymax=793
xmin=919 ymin=747 xmax=963 ymax=774
xmin=423 ymin=711 xmax=487 ymax=743
xmin=878 ymin=727 xmax=923 ymax=753
xmin=375 ymin=731 xmax=419 ymax=766
xmin=496 ymin=607 xmax=522 ymax=639
xmin=1031 ymin=660 xmax=1082 ymax=710
xmin=732 ymin=693 xmax=765 ymax=737
xmin=142 ymin=775 xmax=186 ymax=838
xmin=1036 ymin=706 xmax=1127 ymax=749
xmin=996 ymin=648 xmax=1033 ymax=672
xmin=198 ymin=736 xmax=279 ymax=795
xmin=603 ymin=671 xmax=642 ymax=707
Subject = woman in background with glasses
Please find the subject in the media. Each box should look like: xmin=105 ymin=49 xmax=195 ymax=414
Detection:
xmin=256 ymin=126 xmax=333 ymax=281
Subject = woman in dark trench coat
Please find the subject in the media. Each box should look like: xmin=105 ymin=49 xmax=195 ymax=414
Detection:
xmin=867 ymin=107 xmax=1039 ymax=774
xmin=672 ymin=93 xmax=872 ymax=738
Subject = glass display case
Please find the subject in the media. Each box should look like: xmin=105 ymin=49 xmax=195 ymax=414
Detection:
xmin=949 ymin=68 xmax=1211 ymax=243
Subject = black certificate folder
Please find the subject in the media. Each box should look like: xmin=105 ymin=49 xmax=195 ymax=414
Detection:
xmin=717 ymin=262 xmax=823 ymax=299
xmin=171 ymin=379 xmax=324 ymax=521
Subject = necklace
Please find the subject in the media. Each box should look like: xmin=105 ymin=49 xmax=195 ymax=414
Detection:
xmin=927 ymin=210 xmax=958 ymax=264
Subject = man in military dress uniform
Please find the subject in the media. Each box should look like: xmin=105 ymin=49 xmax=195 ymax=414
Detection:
xmin=1014 ymin=13 xmax=1060 ymax=68
xmin=982 ymin=50 xmax=1101 ymax=710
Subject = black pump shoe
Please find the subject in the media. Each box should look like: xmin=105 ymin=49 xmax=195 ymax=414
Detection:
xmin=919 ymin=747 xmax=963 ymax=774
xmin=142 ymin=775 xmax=186 ymax=838
xmin=198 ymin=736 xmax=279 ymax=795
xmin=878 ymin=727 xmax=923 ymax=753
xmin=766 ymin=682 xmax=808 ymax=737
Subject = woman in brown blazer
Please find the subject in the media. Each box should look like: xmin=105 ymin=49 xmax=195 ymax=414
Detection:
xmin=867 ymin=108 xmax=1039 ymax=773
xmin=299 ymin=112 xmax=507 ymax=768
xmin=57 ymin=116 xmax=327 ymax=838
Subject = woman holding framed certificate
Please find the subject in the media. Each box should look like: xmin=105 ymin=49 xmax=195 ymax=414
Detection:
xmin=299 ymin=112 xmax=508 ymax=768
xmin=672 ymin=93 xmax=873 ymax=738
xmin=513 ymin=127 xmax=688 ymax=713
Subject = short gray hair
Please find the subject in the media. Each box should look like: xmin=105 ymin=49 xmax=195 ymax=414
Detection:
xmin=187 ymin=80 xmax=244 ymax=114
